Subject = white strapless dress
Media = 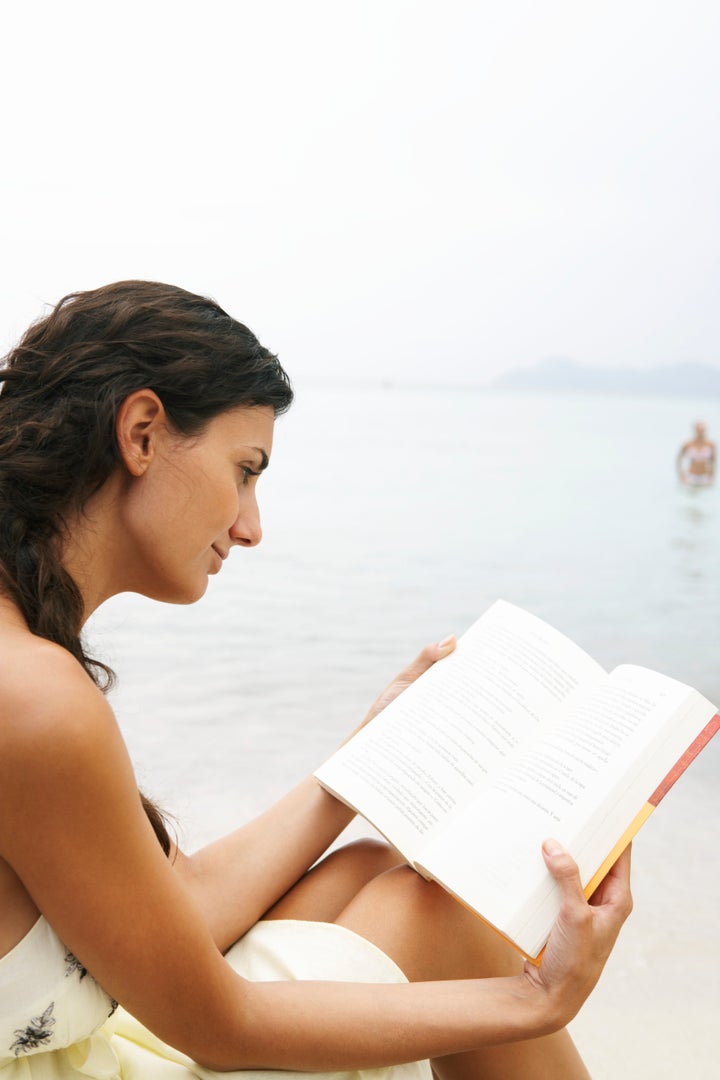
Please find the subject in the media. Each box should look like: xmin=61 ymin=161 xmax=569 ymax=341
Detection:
xmin=0 ymin=917 xmax=431 ymax=1080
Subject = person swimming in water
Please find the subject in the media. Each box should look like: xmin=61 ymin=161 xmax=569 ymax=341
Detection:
xmin=677 ymin=421 xmax=716 ymax=487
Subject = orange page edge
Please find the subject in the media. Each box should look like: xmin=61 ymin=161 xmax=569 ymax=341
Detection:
xmin=584 ymin=711 xmax=720 ymax=899
xmin=511 ymin=711 xmax=720 ymax=966
xmin=320 ymin=714 xmax=720 ymax=967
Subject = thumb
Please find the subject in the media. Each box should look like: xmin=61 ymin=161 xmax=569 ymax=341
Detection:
xmin=542 ymin=838 xmax=584 ymax=900
xmin=417 ymin=634 xmax=457 ymax=669
xmin=404 ymin=636 xmax=456 ymax=681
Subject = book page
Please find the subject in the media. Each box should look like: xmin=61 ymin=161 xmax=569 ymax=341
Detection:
xmin=416 ymin=665 xmax=714 ymax=958
xmin=315 ymin=600 xmax=605 ymax=860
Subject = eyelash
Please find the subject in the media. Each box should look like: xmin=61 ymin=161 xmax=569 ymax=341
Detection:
xmin=240 ymin=466 xmax=260 ymax=486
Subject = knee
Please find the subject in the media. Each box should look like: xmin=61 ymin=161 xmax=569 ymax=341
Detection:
xmin=365 ymin=862 xmax=458 ymax=920
xmin=338 ymin=861 xmax=455 ymax=937
xmin=338 ymin=865 xmax=524 ymax=981
xmin=331 ymin=837 xmax=404 ymax=880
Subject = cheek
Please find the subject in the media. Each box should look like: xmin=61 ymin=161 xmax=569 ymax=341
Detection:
xmin=134 ymin=478 xmax=201 ymax=550
xmin=213 ymin=485 xmax=241 ymax=530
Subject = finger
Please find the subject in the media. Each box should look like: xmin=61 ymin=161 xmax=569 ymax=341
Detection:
xmin=607 ymin=842 xmax=632 ymax=882
xmin=357 ymin=636 xmax=458 ymax=733
xmin=400 ymin=636 xmax=457 ymax=683
xmin=542 ymin=839 xmax=587 ymax=910
xmin=588 ymin=845 xmax=633 ymax=911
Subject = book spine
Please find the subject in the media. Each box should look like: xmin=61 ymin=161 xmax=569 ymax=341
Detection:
xmin=582 ymin=712 xmax=720 ymax=900
xmin=647 ymin=712 xmax=720 ymax=807
xmin=582 ymin=803 xmax=655 ymax=900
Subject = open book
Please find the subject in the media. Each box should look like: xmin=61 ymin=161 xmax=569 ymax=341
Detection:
xmin=315 ymin=601 xmax=719 ymax=961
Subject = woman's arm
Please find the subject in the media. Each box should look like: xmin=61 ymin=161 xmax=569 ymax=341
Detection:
xmin=676 ymin=440 xmax=689 ymax=477
xmin=0 ymin=643 xmax=631 ymax=1072
xmin=173 ymin=776 xmax=354 ymax=949
xmin=206 ymin=843 xmax=632 ymax=1072
xmin=176 ymin=639 xmax=456 ymax=949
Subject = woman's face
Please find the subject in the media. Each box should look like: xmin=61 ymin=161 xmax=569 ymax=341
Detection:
xmin=119 ymin=404 xmax=275 ymax=604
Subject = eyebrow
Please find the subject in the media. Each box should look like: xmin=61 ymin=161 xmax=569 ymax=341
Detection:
xmin=249 ymin=448 xmax=269 ymax=472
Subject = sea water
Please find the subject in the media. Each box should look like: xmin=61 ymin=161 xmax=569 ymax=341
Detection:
xmin=89 ymin=383 xmax=720 ymax=849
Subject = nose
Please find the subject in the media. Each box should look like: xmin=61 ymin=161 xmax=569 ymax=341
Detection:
xmin=229 ymin=494 xmax=263 ymax=548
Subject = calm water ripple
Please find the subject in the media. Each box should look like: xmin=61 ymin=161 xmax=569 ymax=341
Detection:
xmin=89 ymin=385 xmax=720 ymax=848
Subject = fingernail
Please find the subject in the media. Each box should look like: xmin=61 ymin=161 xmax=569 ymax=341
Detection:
xmin=543 ymin=838 xmax=565 ymax=856
xmin=438 ymin=635 xmax=454 ymax=648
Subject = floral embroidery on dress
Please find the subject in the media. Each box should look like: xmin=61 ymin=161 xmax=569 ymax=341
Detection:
xmin=64 ymin=947 xmax=117 ymax=1017
xmin=64 ymin=951 xmax=88 ymax=980
xmin=10 ymin=1002 xmax=56 ymax=1056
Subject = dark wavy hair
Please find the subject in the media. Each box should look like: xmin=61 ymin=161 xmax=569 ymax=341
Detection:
xmin=0 ymin=280 xmax=293 ymax=853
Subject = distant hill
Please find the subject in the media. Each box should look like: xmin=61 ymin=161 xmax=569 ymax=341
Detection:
xmin=490 ymin=357 xmax=720 ymax=396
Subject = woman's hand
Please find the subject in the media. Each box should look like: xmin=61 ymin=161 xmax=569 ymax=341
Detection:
xmin=524 ymin=840 xmax=633 ymax=1027
xmin=343 ymin=635 xmax=457 ymax=744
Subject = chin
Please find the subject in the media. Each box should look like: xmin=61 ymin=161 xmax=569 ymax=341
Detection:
xmin=138 ymin=577 xmax=210 ymax=606
xmin=174 ymin=581 xmax=210 ymax=605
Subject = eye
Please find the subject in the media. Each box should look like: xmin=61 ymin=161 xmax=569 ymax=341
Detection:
xmin=239 ymin=465 xmax=260 ymax=487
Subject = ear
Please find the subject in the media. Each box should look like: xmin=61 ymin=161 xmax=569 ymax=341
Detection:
xmin=116 ymin=390 xmax=167 ymax=477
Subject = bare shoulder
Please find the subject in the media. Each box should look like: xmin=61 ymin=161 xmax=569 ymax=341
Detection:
xmin=0 ymin=630 xmax=248 ymax=1065
xmin=0 ymin=633 xmax=123 ymax=836
xmin=0 ymin=633 xmax=113 ymax=761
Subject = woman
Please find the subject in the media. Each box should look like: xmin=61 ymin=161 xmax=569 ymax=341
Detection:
xmin=0 ymin=281 xmax=632 ymax=1079
xmin=677 ymin=420 xmax=715 ymax=486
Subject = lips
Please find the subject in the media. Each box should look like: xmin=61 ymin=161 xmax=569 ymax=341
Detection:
xmin=210 ymin=545 xmax=227 ymax=572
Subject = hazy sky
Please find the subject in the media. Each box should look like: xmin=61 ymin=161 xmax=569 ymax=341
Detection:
xmin=1 ymin=0 xmax=718 ymax=384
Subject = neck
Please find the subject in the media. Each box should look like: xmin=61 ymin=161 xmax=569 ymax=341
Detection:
xmin=61 ymin=472 xmax=129 ymax=621
xmin=0 ymin=593 xmax=31 ymax=631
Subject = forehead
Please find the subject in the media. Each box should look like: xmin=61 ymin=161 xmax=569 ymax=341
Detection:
xmin=202 ymin=405 xmax=275 ymax=451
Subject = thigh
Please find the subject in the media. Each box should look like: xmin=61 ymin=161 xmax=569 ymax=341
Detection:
xmin=263 ymin=837 xmax=404 ymax=922
xmin=335 ymin=865 xmax=590 ymax=1080
xmin=431 ymin=1035 xmax=590 ymax=1080
xmin=335 ymin=862 xmax=523 ymax=981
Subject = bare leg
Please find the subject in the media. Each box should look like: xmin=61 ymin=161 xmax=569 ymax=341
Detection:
xmin=263 ymin=838 xmax=405 ymax=922
xmin=261 ymin=841 xmax=589 ymax=1077
xmin=336 ymin=863 xmax=590 ymax=1080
